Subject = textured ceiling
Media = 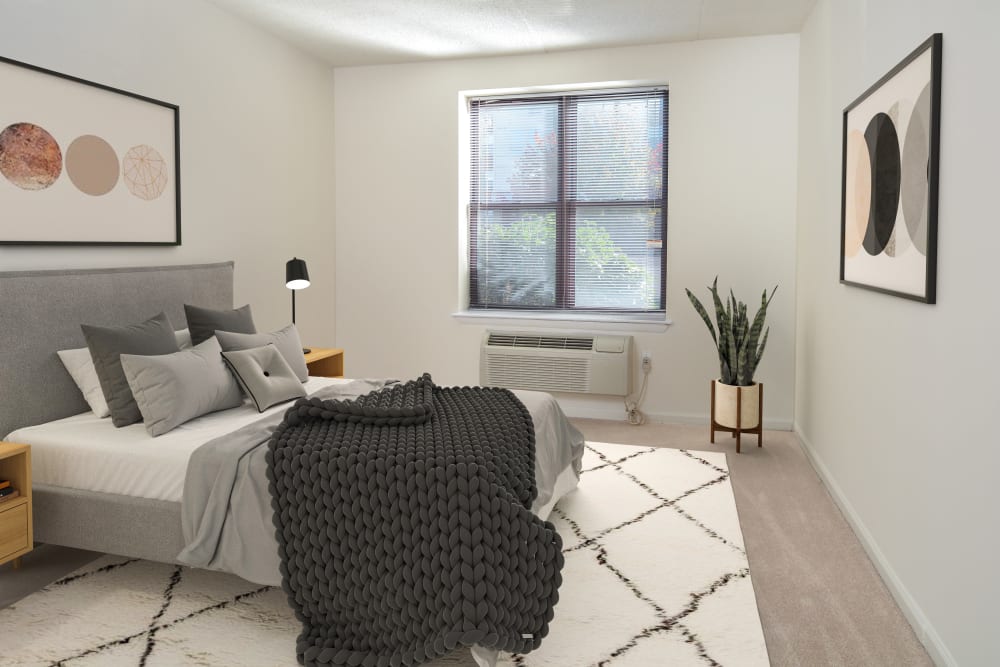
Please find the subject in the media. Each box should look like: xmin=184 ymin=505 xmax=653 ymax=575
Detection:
xmin=209 ymin=0 xmax=817 ymax=67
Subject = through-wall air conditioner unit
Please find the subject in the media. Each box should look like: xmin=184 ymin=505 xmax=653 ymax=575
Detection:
xmin=480 ymin=331 xmax=632 ymax=396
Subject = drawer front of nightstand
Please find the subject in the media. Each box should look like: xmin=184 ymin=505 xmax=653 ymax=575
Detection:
xmin=0 ymin=502 xmax=29 ymax=559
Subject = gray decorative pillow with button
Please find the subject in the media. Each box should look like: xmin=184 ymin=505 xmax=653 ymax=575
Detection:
xmin=215 ymin=324 xmax=309 ymax=383
xmin=221 ymin=343 xmax=306 ymax=412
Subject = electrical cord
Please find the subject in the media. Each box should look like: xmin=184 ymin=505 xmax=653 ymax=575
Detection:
xmin=624 ymin=361 xmax=650 ymax=425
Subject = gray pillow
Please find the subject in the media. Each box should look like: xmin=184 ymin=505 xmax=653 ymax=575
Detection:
xmin=59 ymin=328 xmax=195 ymax=419
xmin=121 ymin=337 xmax=244 ymax=437
xmin=215 ymin=324 xmax=309 ymax=382
xmin=81 ymin=312 xmax=181 ymax=427
xmin=184 ymin=303 xmax=256 ymax=345
xmin=221 ymin=344 xmax=306 ymax=412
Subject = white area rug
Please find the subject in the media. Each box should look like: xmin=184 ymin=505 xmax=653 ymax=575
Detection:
xmin=1 ymin=443 xmax=768 ymax=666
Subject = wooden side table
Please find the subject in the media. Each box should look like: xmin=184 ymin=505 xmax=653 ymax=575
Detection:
xmin=304 ymin=347 xmax=344 ymax=378
xmin=0 ymin=442 xmax=32 ymax=569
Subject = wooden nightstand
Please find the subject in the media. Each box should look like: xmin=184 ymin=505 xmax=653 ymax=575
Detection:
xmin=304 ymin=347 xmax=344 ymax=378
xmin=0 ymin=442 xmax=32 ymax=569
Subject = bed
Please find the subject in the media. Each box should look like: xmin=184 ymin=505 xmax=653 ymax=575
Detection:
xmin=0 ymin=262 xmax=239 ymax=562
xmin=0 ymin=262 xmax=584 ymax=666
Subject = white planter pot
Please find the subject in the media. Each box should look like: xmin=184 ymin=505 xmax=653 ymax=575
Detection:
xmin=713 ymin=381 xmax=761 ymax=430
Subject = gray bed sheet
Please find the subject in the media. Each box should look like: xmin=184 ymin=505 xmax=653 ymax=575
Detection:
xmin=177 ymin=379 xmax=393 ymax=583
xmin=178 ymin=381 xmax=584 ymax=588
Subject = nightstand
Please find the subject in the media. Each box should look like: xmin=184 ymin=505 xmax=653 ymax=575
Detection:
xmin=0 ymin=442 xmax=32 ymax=569
xmin=304 ymin=347 xmax=344 ymax=378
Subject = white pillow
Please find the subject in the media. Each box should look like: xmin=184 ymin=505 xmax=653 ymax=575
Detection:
xmin=57 ymin=347 xmax=111 ymax=418
xmin=58 ymin=328 xmax=193 ymax=418
xmin=175 ymin=328 xmax=193 ymax=350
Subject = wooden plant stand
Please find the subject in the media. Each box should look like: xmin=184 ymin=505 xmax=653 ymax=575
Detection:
xmin=710 ymin=380 xmax=763 ymax=454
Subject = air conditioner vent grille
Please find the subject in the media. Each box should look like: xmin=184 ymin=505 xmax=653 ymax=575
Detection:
xmin=486 ymin=333 xmax=594 ymax=351
xmin=485 ymin=354 xmax=589 ymax=393
xmin=481 ymin=331 xmax=631 ymax=396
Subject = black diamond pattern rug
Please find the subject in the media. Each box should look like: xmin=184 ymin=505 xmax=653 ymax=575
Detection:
xmin=1 ymin=443 xmax=768 ymax=666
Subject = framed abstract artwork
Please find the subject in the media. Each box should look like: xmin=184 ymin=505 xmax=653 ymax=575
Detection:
xmin=0 ymin=56 xmax=180 ymax=245
xmin=840 ymin=33 xmax=941 ymax=303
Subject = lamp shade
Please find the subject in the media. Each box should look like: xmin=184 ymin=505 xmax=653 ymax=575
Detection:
xmin=285 ymin=258 xmax=310 ymax=290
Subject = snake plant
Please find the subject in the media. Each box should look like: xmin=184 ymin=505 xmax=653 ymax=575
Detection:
xmin=686 ymin=278 xmax=777 ymax=387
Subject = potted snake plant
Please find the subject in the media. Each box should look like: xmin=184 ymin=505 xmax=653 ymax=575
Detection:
xmin=686 ymin=278 xmax=777 ymax=433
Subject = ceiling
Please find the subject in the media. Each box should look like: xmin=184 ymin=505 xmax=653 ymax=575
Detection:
xmin=209 ymin=0 xmax=817 ymax=67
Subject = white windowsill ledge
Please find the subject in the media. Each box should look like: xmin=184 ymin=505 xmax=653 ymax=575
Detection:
xmin=452 ymin=310 xmax=671 ymax=333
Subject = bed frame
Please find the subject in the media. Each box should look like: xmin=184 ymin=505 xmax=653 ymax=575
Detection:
xmin=0 ymin=262 xmax=235 ymax=562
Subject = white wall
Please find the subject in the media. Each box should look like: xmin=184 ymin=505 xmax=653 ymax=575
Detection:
xmin=796 ymin=2 xmax=1000 ymax=664
xmin=0 ymin=0 xmax=337 ymax=344
xmin=334 ymin=36 xmax=799 ymax=425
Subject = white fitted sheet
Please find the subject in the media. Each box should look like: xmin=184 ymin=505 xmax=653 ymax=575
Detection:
xmin=8 ymin=377 xmax=347 ymax=504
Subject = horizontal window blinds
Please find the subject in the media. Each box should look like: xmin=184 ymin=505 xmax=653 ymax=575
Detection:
xmin=469 ymin=88 xmax=667 ymax=312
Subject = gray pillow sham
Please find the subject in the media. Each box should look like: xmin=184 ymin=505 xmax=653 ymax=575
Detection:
xmin=215 ymin=324 xmax=309 ymax=382
xmin=184 ymin=303 xmax=256 ymax=345
xmin=58 ymin=328 xmax=194 ymax=420
xmin=81 ymin=312 xmax=181 ymax=428
xmin=221 ymin=344 xmax=306 ymax=412
xmin=121 ymin=337 xmax=244 ymax=437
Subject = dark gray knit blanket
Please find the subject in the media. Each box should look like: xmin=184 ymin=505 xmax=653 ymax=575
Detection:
xmin=266 ymin=374 xmax=564 ymax=667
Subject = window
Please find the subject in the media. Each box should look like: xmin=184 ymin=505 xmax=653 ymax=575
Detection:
xmin=468 ymin=88 xmax=667 ymax=315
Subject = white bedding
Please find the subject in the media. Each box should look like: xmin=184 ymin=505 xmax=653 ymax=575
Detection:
xmin=8 ymin=376 xmax=347 ymax=503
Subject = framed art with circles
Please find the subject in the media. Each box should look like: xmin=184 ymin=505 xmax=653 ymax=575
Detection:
xmin=840 ymin=33 xmax=941 ymax=303
xmin=0 ymin=55 xmax=179 ymax=246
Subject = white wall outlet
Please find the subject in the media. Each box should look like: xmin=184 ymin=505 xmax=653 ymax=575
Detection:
xmin=641 ymin=352 xmax=652 ymax=373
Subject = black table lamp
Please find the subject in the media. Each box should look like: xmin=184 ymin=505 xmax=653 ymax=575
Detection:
xmin=285 ymin=257 xmax=310 ymax=354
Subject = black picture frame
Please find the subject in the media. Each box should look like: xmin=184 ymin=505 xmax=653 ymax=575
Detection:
xmin=840 ymin=33 xmax=941 ymax=303
xmin=0 ymin=55 xmax=180 ymax=246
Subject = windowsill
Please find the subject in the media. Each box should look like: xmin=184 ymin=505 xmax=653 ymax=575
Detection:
xmin=452 ymin=310 xmax=671 ymax=333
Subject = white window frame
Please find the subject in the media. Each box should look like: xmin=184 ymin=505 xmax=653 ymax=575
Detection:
xmin=456 ymin=81 xmax=671 ymax=331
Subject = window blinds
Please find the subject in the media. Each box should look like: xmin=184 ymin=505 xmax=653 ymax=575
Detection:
xmin=469 ymin=88 xmax=667 ymax=313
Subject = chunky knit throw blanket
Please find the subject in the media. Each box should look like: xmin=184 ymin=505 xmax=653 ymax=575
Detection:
xmin=266 ymin=374 xmax=565 ymax=667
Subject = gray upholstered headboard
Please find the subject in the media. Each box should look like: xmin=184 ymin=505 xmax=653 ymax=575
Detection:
xmin=0 ymin=262 xmax=234 ymax=438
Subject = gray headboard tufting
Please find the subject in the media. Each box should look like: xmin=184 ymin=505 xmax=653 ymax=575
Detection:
xmin=0 ymin=262 xmax=234 ymax=438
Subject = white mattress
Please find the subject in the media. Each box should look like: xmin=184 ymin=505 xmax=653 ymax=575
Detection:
xmin=8 ymin=377 xmax=347 ymax=504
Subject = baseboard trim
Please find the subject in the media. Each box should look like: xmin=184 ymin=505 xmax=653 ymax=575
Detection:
xmin=643 ymin=411 xmax=792 ymax=431
xmin=795 ymin=425 xmax=955 ymax=667
xmin=557 ymin=401 xmax=792 ymax=431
